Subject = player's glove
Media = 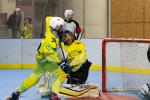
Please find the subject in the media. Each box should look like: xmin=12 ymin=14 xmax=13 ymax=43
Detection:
xmin=58 ymin=59 xmax=67 ymax=66
xmin=58 ymin=60 xmax=71 ymax=74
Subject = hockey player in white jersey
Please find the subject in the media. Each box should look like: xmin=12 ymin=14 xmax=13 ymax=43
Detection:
xmin=63 ymin=9 xmax=82 ymax=40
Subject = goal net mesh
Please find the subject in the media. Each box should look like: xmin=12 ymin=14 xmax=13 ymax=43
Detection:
xmin=102 ymin=38 xmax=150 ymax=92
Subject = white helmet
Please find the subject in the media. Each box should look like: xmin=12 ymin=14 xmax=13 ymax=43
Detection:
xmin=64 ymin=9 xmax=74 ymax=18
xmin=50 ymin=17 xmax=64 ymax=30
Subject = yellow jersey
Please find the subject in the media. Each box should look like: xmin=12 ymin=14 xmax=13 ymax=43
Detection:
xmin=45 ymin=16 xmax=53 ymax=36
xmin=36 ymin=31 xmax=62 ymax=63
xmin=64 ymin=40 xmax=87 ymax=71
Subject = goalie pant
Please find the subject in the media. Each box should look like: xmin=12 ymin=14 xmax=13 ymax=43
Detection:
xmin=67 ymin=60 xmax=92 ymax=84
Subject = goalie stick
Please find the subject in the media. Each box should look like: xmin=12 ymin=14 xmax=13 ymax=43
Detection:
xmin=58 ymin=39 xmax=74 ymax=88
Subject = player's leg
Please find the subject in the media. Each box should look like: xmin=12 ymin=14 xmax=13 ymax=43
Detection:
xmin=36 ymin=72 xmax=52 ymax=97
xmin=35 ymin=62 xmax=64 ymax=99
xmin=36 ymin=62 xmax=62 ymax=98
xmin=37 ymin=72 xmax=51 ymax=89
xmin=50 ymin=68 xmax=68 ymax=100
xmin=42 ymin=60 xmax=63 ymax=84
xmin=44 ymin=72 xmax=51 ymax=85
xmin=6 ymin=63 xmax=46 ymax=100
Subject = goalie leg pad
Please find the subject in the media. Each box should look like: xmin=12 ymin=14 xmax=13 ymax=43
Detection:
xmin=59 ymin=83 xmax=100 ymax=98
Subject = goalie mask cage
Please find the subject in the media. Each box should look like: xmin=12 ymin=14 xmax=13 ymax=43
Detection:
xmin=102 ymin=38 xmax=150 ymax=92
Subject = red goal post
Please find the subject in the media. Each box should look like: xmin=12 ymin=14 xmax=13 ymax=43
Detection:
xmin=102 ymin=38 xmax=150 ymax=92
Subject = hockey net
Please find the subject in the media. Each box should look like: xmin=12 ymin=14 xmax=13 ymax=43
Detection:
xmin=102 ymin=38 xmax=150 ymax=92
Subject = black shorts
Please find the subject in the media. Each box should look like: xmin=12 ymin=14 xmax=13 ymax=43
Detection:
xmin=67 ymin=60 xmax=92 ymax=84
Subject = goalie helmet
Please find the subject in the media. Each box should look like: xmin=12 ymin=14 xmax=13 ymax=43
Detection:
xmin=62 ymin=30 xmax=75 ymax=45
xmin=64 ymin=9 xmax=74 ymax=18
xmin=50 ymin=17 xmax=64 ymax=31
xmin=139 ymin=83 xmax=150 ymax=96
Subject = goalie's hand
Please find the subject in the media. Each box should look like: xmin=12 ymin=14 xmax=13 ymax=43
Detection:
xmin=59 ymin=60 xmax=71 ymax=73
xmin=61 ymin=63 xmax=72 ymax=74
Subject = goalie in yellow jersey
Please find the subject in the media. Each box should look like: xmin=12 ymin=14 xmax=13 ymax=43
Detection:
xmin=61 ymin=30 xmax=92 ymax=84
xmin=6 ymin=17 xmax=72 ymax=100
xmin=36 ymin=30 xmax=96 ymax=98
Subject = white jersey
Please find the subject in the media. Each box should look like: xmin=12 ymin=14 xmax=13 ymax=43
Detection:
xmin=64 ymin=21 xmax=76 ymax=34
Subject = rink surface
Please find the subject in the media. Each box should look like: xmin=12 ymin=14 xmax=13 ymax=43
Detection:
xmin=0 ymin=70 xmax=148 ymax=100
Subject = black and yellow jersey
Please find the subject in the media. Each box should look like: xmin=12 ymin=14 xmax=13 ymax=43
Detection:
xmin=64 ymin=40 xmax=87 ymax=71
